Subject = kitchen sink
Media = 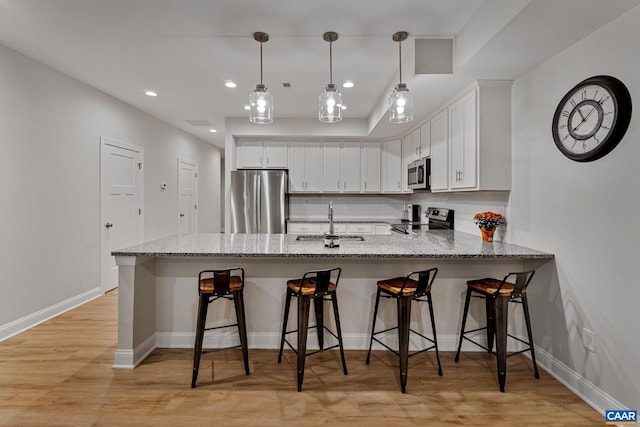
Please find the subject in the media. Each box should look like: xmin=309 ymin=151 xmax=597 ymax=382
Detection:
xmin=295 ymin=234 xmax=365 ymax=241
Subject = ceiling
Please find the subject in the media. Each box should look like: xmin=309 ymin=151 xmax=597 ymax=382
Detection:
xmin=1 ymin=0 xmax=639 ymax=150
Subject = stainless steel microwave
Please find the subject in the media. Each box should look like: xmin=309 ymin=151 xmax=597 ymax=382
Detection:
xmin=408 ymin=157 xmax=430 ymax=190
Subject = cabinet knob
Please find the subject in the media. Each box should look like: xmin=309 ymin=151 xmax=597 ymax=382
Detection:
xmin=105 ymin=222 xmax=113 ymax=228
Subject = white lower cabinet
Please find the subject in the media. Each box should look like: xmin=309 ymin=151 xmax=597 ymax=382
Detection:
xmin=287 ymin=222 xmax=389 ymax=235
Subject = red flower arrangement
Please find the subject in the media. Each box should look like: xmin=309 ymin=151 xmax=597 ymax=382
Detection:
xmin=473 ymin=211 xmax=504 ymax=231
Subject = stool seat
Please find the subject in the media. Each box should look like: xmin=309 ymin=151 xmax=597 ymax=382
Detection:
xmin=287 ymin=278 xmax=337 ymax=295
xmin=366 ymin=268 xmax=441 ymax=393
xmin=377 ymin=277 xmax=430 ymax=296
xmin=200 ymin=275 xmax=243 ymax=293
xmin=467 ymin=278 xmax=526 ymax=296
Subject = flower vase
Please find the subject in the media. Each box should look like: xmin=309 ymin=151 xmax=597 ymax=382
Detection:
xmin=480 ymin=228 xmax=495 ymax=242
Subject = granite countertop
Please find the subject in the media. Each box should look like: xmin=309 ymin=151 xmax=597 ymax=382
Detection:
xmin=112 ymin=231 xmax=554 ymax=260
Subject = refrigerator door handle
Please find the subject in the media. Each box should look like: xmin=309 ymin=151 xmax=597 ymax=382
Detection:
xmin=256 ymin=174 xmax=261 ymax=232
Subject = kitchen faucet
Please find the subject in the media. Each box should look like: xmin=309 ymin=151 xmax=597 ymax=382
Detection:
xmin=328 ymin=201 xmax=335 ymax=235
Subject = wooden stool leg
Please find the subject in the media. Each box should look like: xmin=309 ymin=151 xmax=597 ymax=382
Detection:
xmin=495 ymin=296 xmax=509 ymax=392
xmin=297 ymin=295 xmax=311 ymax=392
xmin=191 ymin=294 xmax=209 ymax=388
xmin=366 ymin=288 xmax=382 ymax=364
xmin=426 ymin=291 xmax=443 ymax=376
xmin=455 ymin=288 xmax=472 ymax=362
xmin=521 ymin=294 xmax=540 ymax=379
xmin=277 ymin=290 xmax=292 ymax=363
xmin=397 ymin=296 xmax=412 ymax=393
xmin=331 ymin=293 xmax=348 ymax=375
xmin=232 ymin=289 xmax=250 ymax=376
xmin=314 ymin=296 xmax=325 ymax=351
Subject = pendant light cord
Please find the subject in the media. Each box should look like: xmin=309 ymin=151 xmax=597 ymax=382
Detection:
xmin=329 ymin=41 xmax=333 ymax=85
xmin=398 ymin=41 xmax=402 ymax=85
xmin=260 ymin=42 xmax=264 ymax=85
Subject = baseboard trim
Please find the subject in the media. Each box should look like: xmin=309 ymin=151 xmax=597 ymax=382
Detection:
xmin=533 ymin=347 xmax=623 ymax=417
xmin=113 ymin=334 xmax=156 ymax=369
xmin=0 ymin=287 xmax=102 ymax=342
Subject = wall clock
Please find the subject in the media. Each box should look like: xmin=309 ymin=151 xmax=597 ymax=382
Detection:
xmin=552 ymin=75 xmax=632 ymax=162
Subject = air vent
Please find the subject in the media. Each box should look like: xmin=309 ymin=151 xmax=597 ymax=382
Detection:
xmin=282 ymin=82 xmax=292 ymax=88
xmin=186 ymin=119 xmax=213 ymax=127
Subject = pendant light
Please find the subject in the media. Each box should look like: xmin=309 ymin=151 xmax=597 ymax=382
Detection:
xmin=319 ymin=31 xmax=343 ymax=123
xmin=249 ymin=32 xmax=273 ymax=124
xmin=389 ymin=31 xmax=413 ymax=123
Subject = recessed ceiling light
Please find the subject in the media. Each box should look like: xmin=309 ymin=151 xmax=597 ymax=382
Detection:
xmin=342 ymin=81 xmax=354 ymax=88
xmin=208 ymin=128 xmax=217 ymax=133
xmin=243 ymin=104 xmax=250 ymax=111
xmin=341 ymin=105 xmax=348 ymax=110
xmin=144 ymin=90 xmax=158 ymax=97
xmin=224 ymin=81 xmax=237 ymax=88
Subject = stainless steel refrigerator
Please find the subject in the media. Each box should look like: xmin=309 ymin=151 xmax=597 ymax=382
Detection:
xmin=230 ymin=169 xmax=288 ymax=233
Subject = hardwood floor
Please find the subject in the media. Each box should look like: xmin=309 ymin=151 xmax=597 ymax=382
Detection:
xmin=0 ymin=290 xmax=601 ymax=426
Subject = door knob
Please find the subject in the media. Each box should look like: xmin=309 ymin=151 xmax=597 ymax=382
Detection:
xmin=179 ymin=213 xmax=185 ymax=217
xmin=105 ymin=222 xmax=113 ymax=228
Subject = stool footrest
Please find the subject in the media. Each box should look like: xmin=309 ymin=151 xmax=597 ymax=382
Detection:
xmin=200 ymin=344 xmax=243 ymax=355
xmin=203 ymin=323 xmax=239 ymax=333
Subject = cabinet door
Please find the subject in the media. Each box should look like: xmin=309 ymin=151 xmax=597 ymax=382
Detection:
xmin=430 ymin=109 xmax=449 ymax=191
xmin=361 ymin=142 xmax=381 ymax=193
xmin=238 ymin=141 xmax=264 ymax=168
xmin=263 ymin=142 xmax=288 ymax=168
xmin=411 ymin=128 xmax=422 ymax=160
xmin=420 ymin=121 xmax=431 ymax=158
xmin=304 ymin=142 xmax=322 ymax=192
xmin=450 ymin=89 xmax=477 ymax=189
xmin=382 ymin=140 xmax=402 ymax=192
xmin=322 ymin=142 xmax=341 ymax=192
xmin=341 ymin=144 xmax=361 ymax=192
xmin=401 ymin=136 xmax=413 ymax=192
xmin=288 ymin=143 xmax=306 ymax=192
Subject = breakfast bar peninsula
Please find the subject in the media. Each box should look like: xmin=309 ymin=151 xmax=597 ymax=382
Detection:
xmin=111 ymin=231 xmax=553 ymax=368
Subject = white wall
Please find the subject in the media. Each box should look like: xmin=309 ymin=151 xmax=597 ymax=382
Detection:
xmin=507 ymin=6 xmax=640 ymax=410
xmin=0 ymin=44 xmax=221 ymax=336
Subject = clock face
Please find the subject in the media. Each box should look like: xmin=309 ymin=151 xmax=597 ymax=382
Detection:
xmin=552 ymin=76 xmax=632 ymax=162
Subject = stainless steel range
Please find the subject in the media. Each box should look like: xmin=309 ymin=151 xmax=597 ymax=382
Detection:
xmin=391 ymin=207 xmax=454 ymax=234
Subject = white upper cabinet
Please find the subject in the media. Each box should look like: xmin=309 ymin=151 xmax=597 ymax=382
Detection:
xmin=361 ymin=142 xmax=381 ymax=193
xmin=237 ymin=141 xmax=288 ymax=169
xmin=420 ymin=121 xmax=431 ymax=158
xmin=449 ymin=89 xmax=477 ymax=189
xmin=288 ymin=142 xmax=321 ymax=192
xmin=321 ymin=143 xmax=361 ymax=192
xmin=430 ymin=108 xmax=449 ymax=191
xmin=381 ymin=139 xmax=402 ymax=193
xmin=430 ymin=80 xmax=512 ymax=192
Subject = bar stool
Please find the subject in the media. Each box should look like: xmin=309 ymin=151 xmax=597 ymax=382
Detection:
xmin=365 ymin=267 xmax=442 ymax=393
xmin=191 ymin=267 xmax=249 ymax=388
xmin=454 ymin=270 xmax=539 ymax=392
xmin=277 ymin=267 xmax=347 ymax=392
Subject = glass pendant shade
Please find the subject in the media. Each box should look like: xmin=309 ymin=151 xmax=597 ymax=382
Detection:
xmin=389 ymin=83 xmax=413 ymax=123
xmin=249 ymin=84 xmax=273 ymax=124
xmin=319 ymin=83 xmax=343 ymax=123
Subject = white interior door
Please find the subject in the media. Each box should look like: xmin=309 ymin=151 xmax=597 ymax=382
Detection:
xmin=100 ymin=137 xmax=143 ymax=293
xmin=178 ymin=158 xmax=198 ymax=234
